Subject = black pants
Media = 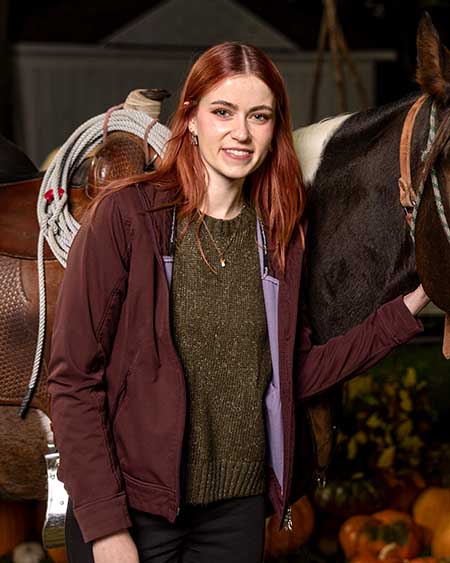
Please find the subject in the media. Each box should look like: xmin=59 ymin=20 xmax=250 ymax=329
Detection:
xmin=66 ymin=495 xmax=265 ymax=562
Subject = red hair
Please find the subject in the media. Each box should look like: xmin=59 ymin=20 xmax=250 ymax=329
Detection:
xmin=97 ymin=42 xmax=306 ymax=270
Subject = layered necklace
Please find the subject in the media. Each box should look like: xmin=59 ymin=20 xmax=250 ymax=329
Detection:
xmin=200 ymin=204 xmax=246 ymax=269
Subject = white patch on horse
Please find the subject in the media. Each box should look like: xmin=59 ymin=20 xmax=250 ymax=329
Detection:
xmin=36 ymin=409 xmax=53 ymax=443
xmin=293 ymin=114 xmax=353 ymax=185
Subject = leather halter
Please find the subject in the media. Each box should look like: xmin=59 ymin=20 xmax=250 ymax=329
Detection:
xmin=399 ymin=95 xmax=450 ymax=359
xmin=398 ymin=94 xmax=428 ymax=228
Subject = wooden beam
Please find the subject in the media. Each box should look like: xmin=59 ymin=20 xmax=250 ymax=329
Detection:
xmin=0 ymin=0 xmax=11 ymax=137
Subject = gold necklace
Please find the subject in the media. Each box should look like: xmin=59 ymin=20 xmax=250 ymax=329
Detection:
xmin=201 ymin=205 xmax=245 ymax=268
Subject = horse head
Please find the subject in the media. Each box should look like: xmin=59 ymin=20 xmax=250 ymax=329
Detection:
xmin=413 ymin=13 xmax=450 ymax=314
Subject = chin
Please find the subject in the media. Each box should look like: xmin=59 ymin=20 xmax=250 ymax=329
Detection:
xmin=224 ymin=164 xmax=256 ymax=180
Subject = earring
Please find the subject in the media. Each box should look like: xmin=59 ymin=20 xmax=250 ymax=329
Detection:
xmin=190 ymin=130 xmax=199 ymax=146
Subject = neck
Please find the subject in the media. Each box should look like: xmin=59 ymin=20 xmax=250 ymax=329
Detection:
xmin=201 ymin=178 xmax=245 ymax=220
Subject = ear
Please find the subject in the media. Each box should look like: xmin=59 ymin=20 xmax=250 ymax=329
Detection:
xmin=416 ymin=12 xmax=450 ymax=104
xmin=188 ymin=117 xmax=197 ymax=135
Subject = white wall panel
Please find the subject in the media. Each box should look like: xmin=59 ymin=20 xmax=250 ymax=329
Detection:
xmin=12 ymin=43 xmax=394 ymax=166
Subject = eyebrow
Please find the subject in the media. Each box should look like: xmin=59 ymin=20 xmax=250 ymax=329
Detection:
xmin=210 ymin=100 xmax=274 ymax=112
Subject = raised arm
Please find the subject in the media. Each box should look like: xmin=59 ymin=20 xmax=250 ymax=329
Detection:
xmin=295 ymin=286 xmax=428 ymax=400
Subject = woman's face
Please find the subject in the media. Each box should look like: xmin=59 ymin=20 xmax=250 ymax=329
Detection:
xmin=189 ymin=74 xmax=275 ymax=188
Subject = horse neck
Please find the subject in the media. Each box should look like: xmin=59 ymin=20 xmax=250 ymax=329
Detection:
xmin=333 ymin=93 xmax=430 ymax=181
xmin=301 ymin=95 xmax=428 ymax=342
xmin=296 ymin=93 xmax=428 ymax=191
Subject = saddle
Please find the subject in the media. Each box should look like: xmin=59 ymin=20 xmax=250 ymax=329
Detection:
xmin=0 ymin=90 xmax=170 ymax=416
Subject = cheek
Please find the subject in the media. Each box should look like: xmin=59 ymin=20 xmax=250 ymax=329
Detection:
xmin=258 ymin=127 xmax=275 ymax=152
xmin=196 ymin=115 xmax=226 ymax=139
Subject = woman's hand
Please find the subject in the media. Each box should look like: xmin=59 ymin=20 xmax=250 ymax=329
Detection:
xmin=93 ymin=530 xmax=139 ymax=563
xmin=403 ymin=283 xmax=430 ymax=316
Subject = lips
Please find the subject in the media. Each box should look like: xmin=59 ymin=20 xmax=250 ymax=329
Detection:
xmin=222 ymin=148 xmax=253 ymax=159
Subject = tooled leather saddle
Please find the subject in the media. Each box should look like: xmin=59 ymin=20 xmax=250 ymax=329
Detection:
xmin=0 ymin=89 xmax=170 ymax=417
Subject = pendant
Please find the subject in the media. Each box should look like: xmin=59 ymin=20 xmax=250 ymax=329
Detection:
xmin=219 ymin=258 xmax=226 ymax=268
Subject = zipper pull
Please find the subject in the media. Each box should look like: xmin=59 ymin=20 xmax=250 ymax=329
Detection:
xmin=282 ymin=506 xmax=293 ymax=531
xmin=316 ymin=472 xmax=327 ymax=489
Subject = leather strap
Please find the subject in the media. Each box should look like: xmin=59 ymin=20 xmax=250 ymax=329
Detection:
xmin=398 ymin=94 xmax=428 ymax=226
xmin=444 ymin=313 xmax=450 ymax=360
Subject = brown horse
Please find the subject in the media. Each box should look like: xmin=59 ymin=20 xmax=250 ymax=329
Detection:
xmin=293 ymin=13 xmax=450 ymax=345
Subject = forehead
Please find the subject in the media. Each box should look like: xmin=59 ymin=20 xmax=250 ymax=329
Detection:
xmin=201 ymin=74 xmax=274 ymax=107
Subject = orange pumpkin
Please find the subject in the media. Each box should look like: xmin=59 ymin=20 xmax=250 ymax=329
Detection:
xmin=349 ymin=553 xmax=380 ymax=563
xmin=0 ymin=500 xmax=32 ymax=556
xmin=47 ymin=546 xmax=68 ymax=563
xmin=349 ymin=549 xmax=402 ymax=563
xmin=339 ymin=515 xmax=380 ymax=559
xmin=349 ymin=520 xmax=386 ymax=558
xmin=341 ymin=509 xmax=423 ymax=560
xmin=264 ymin=496 xmax=314 ymax=560
xmin=413 ymin=487 xmax=450 ymax=545
xmin=431 ymin=514 xmax=450 ymax=558
xmin=372 ymin=509 xmax=423 ymax=559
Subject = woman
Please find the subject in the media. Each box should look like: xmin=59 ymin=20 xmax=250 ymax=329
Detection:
xmin=48 ymin=42 xmax=429 ymax=563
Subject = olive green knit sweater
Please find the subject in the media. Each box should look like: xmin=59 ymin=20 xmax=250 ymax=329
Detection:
xmin=170 ymin=206 xmax=272 ymax=505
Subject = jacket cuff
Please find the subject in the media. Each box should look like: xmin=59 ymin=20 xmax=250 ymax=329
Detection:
xmin=74 ymin=492 xmax=132 ymax=543
xmin=378 ymin=295 xmax=424 ymax=343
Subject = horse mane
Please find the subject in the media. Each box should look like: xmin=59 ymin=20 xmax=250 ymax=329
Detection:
xmin=332 ymin=93 xmax=421 ymax=144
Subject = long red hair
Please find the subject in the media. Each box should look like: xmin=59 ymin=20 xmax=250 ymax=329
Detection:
xmin=96 ymin=42 xmax=306 ymax=270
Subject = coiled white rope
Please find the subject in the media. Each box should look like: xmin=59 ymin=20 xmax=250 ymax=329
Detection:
xmin=19 ymin=109 xmax=171 ymax=416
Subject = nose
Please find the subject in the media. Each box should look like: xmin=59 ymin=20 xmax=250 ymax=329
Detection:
xmin=231 ymin=117 xmax=250 ymax=142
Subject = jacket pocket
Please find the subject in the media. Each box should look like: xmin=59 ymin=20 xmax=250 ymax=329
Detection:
xmin=112 ymin=377 xmax=129 ymax=428
xmin=112 ymin=360 xmax=181 ymax=492
xmin=122 ymin=470 xmax=173 ymax=493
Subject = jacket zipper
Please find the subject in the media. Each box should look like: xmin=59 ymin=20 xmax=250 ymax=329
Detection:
xmin=282 ymin=506 xmax=293 ymax=530
xmin=279 ymin=325 xmax=295 ymax=532
xmin=143 ymin=194 xmax=185 ymax=520
xmin=166 ymin=311 xmax=186 ymax=519
xmin=174 ymin=364 xmax=185 ymax=518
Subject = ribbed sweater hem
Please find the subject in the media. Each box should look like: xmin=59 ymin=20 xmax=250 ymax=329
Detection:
xmin=183 ymin=459 xmax=266 ymax=505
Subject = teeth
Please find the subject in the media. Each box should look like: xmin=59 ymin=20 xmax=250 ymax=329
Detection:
xmin=225 ymin=149 xmax=251 ymax=156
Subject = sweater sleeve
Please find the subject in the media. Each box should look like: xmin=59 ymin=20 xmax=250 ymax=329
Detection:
xmin=295 ymin=296 xmax=424 ymax=400
xmin=47 ymin=195 xmax=133 ymax=543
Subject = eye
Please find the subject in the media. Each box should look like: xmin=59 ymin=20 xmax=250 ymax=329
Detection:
xmin=251 ymin=113 xmax=272 ymax=123
xmin=212 ymin=108 xmax=231 ymax=118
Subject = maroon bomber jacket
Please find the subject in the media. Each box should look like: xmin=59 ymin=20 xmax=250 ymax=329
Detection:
xmin=47 ymin=182 xmax=423 ymax=543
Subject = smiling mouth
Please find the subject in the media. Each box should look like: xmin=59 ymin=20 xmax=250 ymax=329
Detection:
xmin=222 ymin=148 xmax=253 ymax=158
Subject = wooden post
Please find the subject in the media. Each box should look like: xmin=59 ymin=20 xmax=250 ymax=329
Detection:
xmin=0 ymin=0 xmax=10 ymax=137
xmin=309 ymin=0 xmax=370 ymax=123
xmin=335 ymin=22 xmax=369 ymax=109
xmin=325 ymin=0 xmax=347 ymax=113
xmin=309 ymin=12 xmax=328 ymax=123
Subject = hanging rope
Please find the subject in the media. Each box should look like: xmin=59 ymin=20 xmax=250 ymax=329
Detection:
xmin=19 ymin=109 xmax=172 ymax=417
xmin=310 ymin=0 xmax=369 ymax=122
